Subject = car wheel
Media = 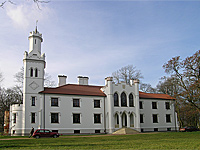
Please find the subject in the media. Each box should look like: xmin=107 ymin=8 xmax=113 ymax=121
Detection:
xmin=35 ymin=135 xmax=40 ymax=139
xmin=53 ymin=135 xmax=57 ymax=138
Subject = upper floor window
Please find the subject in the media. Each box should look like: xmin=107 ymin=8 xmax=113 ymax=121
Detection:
xmin=152 ymin=102 xmax=157 ymax=109
xmin=139 ymin=101 xmax=143 ymax=109
xmin=114 ymin=92 xmax=119 ymax=107
xmin=73 ymin=99 xmax=80 ymax=107
xmin=129 ymin=93 xmax=134 ymax=107
xmin=94 ymin=100 xmax=100 ymax=108
xmin=35 ymin=68 xmax=38 ymax=77
xmin=51 ymin=98 xmax=58 ymax=107
xmin=13 ymin=113 xmax=16 ymax=123
xmin=166 ymin=114 xmax=171 ymax=123
xmin=94 ymin=114 xmax=101 ymax=123
xmin=31 ymin=97 xmax=36 ymax=106
xmin=165 ymin=102 xmax=170 ymax=110
xmin=51 ymin=113 xmax=59 ymax=123
xmin=31 ymin=113 xmax=35 ymax=123
xmin=73 ymin=114 xmax=80 ymax=124
xmin=121 ymin=92 xmax=127 ymax=107
xmin=140 ymin=114 xmax=144 ymax=123
xmin=30 ymin=68 xmax=33 ymax=77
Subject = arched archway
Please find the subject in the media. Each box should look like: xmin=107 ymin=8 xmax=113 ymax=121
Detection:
xmin=130 ymin=113 xmax=134 ymax=127
xmin=122 ymin=112 xmax=127 ymax=127
xmin=114 ymin=113 xmax=119 ymax=128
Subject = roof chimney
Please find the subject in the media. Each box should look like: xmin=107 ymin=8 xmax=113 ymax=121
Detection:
xmin=77 ymin=76 xmax=89 ymax=85
xmin=58 ymin=75 xmax=67 ymax=87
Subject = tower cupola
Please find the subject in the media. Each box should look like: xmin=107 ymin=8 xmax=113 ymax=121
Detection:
xmin=28 ymin=27 xmax=43 ymax=55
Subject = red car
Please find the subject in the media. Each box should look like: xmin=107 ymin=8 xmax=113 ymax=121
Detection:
xmin=179 ymin=126 xmax=199 ymax=132
xmin=32 ymin=129 xmax=60 ymax=139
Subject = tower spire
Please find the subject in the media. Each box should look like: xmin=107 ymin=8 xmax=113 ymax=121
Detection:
xmin=35 ymin=20 xmax=38 ymax=33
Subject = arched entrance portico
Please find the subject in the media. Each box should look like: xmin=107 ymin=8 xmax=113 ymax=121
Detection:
xmin=122 ymin=112 xmax=127 ymax=127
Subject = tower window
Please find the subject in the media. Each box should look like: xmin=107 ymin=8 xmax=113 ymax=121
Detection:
xmin=30 ymin=68 xmax=33 ymax=77
xmin=32 ymin=97 xmax=36 ymax=106
xmin=35 ymin=39 xmax=36 ymax=44
xmin=31 ymin=113 xmax=36 ymax=123
xmin=35 ymin=68 xmax=38 ymax=77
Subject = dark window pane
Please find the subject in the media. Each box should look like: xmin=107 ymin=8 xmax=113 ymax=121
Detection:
xmin=153 ymin=114 xmax=158 ymax=123
xmin=121 ymin=92 xmax=127 ymax=107
xmin=51 ymin=98 xmax=58 ymax=106
xmin=32 ymin=97 xmax=35 ymax=106
xmin=152 ymin=102 xmax=157 ymax=109
xmin=114 ymin=93 xmax=119 ymax=107
xmin=140 ymin=114 xmax=144 ymax=123
xmin=166 ymin=114 xmax=171 ymax=123
xmin=51 ymin=113 xmax=59 ymax=123
xmin=31 ymin=113 xmax=35 ymax=123
xmin=73 ymin=99 xmax=80 ymax=107
xmin=94 ymin=100 xmax=100 ymax=108
xmin=35 ymin=68 xmax=38 ymax=77
xmin=30 ymin=68 xmax=33 ymax=77
xmin=73 ymin=114 xmax=80 ymax=123
xmin=94 ymin=114 xmax=101 ymax=123
xmin=129 ymin=93 xmax=134 ymax=107
xmin=165 ymin=102 xmax=170 ymax=109
xmin=139 ymin=101 xmax=143 ymax=109
xmin=13 ymin=113 xmax=16 ymax=123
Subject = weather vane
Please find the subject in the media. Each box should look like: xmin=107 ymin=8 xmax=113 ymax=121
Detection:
xmin=35 ymin=20 xmax=38 ymax=33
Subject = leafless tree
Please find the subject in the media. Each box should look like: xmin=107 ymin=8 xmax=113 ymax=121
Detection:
xmin=0 ymin=0 xmax=49 ymax=9
xmin=112 ymin=65 xmax=143 ymax=84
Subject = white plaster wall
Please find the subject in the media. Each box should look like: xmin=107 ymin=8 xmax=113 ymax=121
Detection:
xmin=42 ymin=94 xmax=105 ymax=134
xmin=140 ymin=99 xmax=177 ymax=132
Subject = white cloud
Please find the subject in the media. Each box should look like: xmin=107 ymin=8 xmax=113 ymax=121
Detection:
xmin=5 ymin=2 xmax=53 ymax=29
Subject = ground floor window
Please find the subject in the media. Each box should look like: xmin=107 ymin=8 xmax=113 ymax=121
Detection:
xmin=154 ymin=128 xmax=158 ymax=131
xmin=140 ymin=114 xmax=144 ymax=123
xmin=95 ymin=130 xmax=100 ymax=133
xmin=94 ymin=114 xmax=101 ymax=123
xmin=13 ymin=113 xmax=16 ymax=123
xmin=167 ymin=128 xmax=171 ymax=131
xmin=166 ymin=114 xmax=171 ymax=123
xmin=31 ymin=113 xmax=35 ymax=123
xmin=153 ymin=114 xmax=158 ymax=123
xmin=73 ymin=114 xmax=80 ymax=123
xmin=51 ymin=113 xmax=59 ymax=123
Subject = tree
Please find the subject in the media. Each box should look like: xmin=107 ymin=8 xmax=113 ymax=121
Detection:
xmin=112 ymin=65 xmax=143 ymax=84
xmin=0 ymin=0 xmax=49 ymax=9
xmin=0 ymin=71 xmax=3 ymax=84
xmin=14 ymin=66 xmax=56 ymax=89
xmin=139 ymin=83 xmax=156 ymax=93
xmin=163 ymin=50 xmax=200 ymax=112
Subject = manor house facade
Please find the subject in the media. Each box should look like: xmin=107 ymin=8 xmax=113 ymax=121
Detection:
xmin=9 ymin=29 xmax=178 ymax=136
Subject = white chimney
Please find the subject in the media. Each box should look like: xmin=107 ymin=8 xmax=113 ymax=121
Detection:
xmin=58 ymin=75 xmax=67 ymax=86
xmin=77 ymin=76 xmax=89 ymax=85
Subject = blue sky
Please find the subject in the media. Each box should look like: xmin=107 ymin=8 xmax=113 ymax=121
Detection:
xmin=0 ymin=0 xmax=199 ymax=88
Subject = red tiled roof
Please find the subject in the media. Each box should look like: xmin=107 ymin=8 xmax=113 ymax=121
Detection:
xmin=139 ymin=91 xmax=175 ymax=100
xmin=39 ymin=84 xmax=106 ymax=97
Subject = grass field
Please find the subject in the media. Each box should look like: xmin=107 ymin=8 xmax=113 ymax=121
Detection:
xmin=0 ymin=132 xmax=200 ymax=149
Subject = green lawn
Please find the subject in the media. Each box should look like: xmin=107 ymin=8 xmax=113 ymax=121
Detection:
xmin=0 ymin=132 xmax=200 ymax=149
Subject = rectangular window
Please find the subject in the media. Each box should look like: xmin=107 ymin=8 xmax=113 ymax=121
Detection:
xmin=154 ymin=128 xmax=158 ymax=131
xmin=31 ymin=113 xmax=35 ymax=123
xmin=32 ymin=97 xmax=36 ymax=106
xmin=152 ymin=102 xmax=157 ymax=109
xmin=167 ymin=128 xmax=171 ymax=131
xmin=140 ymin=114 xmax=144 ymax=123
xmin=51 ymin=98 xmax=58 ymax=107
xmin=95 ymin=130 xmax=100 ymax=133
xmin=73 ymin=114 xmax=80 ymax=123
xmin=166 ymin=114 xmax=171 ymax=123
xmin=165 ymin=102 xmax=170 ymax=109
xmin=74 ymin=130 xmax=80 ymax=134
xmin=94 ymin=100 xmax=100 ymax=108
xmin=153 ymin=114 xmax=158 ymax=123
xmin=73 ymin=99 xmax=80 ymax=107
xmin=51 ymin=113 xmax=59 ymax=123
xmin=13 ymin=113 xmax=16 ymax=123
xmin=139 ymin=101 xmax=143 ymax=109
xmin=94 ymin=114 xmax=101 ymax=123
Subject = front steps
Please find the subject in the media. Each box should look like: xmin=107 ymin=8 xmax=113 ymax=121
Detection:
xmin=112 ymin=128 xmax=139 ymax=134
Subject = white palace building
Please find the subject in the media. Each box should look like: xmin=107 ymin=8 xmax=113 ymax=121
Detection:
xmin=9 ymin=28 xmax=178 ymax=136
